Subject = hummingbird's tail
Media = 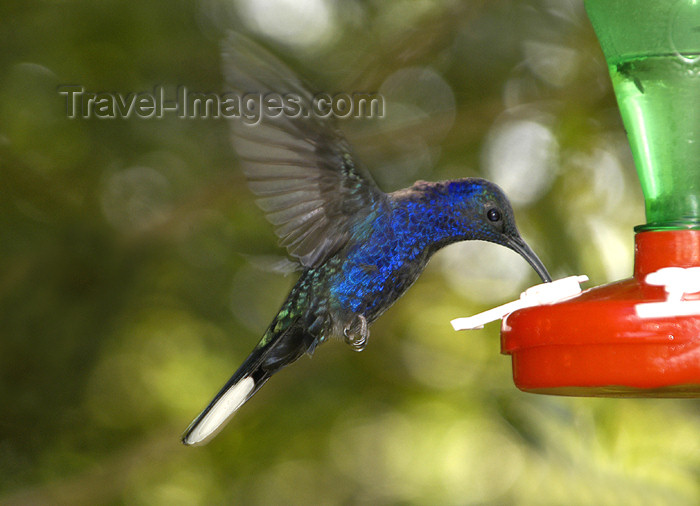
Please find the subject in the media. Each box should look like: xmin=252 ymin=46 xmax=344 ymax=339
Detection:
xmin=182 ymin=317 xmax=316 ymax=446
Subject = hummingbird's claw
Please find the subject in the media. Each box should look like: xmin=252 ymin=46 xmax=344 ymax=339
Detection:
xmin=344 ymin=314 xmax=369 ymax=352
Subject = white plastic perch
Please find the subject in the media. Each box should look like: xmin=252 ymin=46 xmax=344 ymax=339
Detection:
xmin=451 ymin=275 xmax=589 ymax=331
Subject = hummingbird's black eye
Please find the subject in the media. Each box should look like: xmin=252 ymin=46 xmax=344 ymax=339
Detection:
xmin=487 ymin=208 xmax=502 ymax=223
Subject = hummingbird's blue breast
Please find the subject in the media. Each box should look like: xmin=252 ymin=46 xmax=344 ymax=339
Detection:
xmin=327 ymin=191 xmax=468 ymax=322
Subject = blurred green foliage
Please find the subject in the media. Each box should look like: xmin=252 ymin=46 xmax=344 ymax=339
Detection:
xmin=1 ymin=0 xmax=699 ymax=504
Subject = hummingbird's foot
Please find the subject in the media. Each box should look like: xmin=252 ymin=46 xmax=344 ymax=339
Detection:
xmin=343 ymin=314 xmax=369 ymax=352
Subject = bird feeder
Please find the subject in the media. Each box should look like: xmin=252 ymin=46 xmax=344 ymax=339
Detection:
xmin=502 ymin=0 xmax=700 ymax=397
xmin=455 ymin=0 xmax=700 ymax=397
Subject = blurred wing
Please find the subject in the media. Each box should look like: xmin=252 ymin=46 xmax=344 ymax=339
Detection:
xmin=221 ymin=33 xmax=386 ymax=268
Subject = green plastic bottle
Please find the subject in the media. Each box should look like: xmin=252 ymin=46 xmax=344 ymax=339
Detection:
xmin=586 ymin=0 xmax=700 ymax=230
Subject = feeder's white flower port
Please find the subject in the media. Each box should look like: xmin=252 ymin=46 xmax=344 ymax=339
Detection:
xmin=451 ymin=275 xmax=589 ymax=331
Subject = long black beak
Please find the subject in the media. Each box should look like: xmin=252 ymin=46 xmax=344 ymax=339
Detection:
xmin=507 ymin=236 xmax=551 ymax=282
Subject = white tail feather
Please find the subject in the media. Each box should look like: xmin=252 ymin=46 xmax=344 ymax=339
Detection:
xmin=183 ymin=375 xmax=255 ymax=446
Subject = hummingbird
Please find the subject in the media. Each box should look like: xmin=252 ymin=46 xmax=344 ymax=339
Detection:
xmin=182 ymin=33 xmax=551 ymax=446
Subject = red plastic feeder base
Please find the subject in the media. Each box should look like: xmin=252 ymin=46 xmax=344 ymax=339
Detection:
xmin=501 ymin=230 xmax=700 ymax=397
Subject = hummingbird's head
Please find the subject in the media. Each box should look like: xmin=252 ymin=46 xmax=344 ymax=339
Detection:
xmin=441 ymin=178 xmax=552 ymax=283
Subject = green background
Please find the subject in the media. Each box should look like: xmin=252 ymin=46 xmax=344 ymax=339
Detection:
xmin=1 ymin=0 xmax=698 ymax=504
